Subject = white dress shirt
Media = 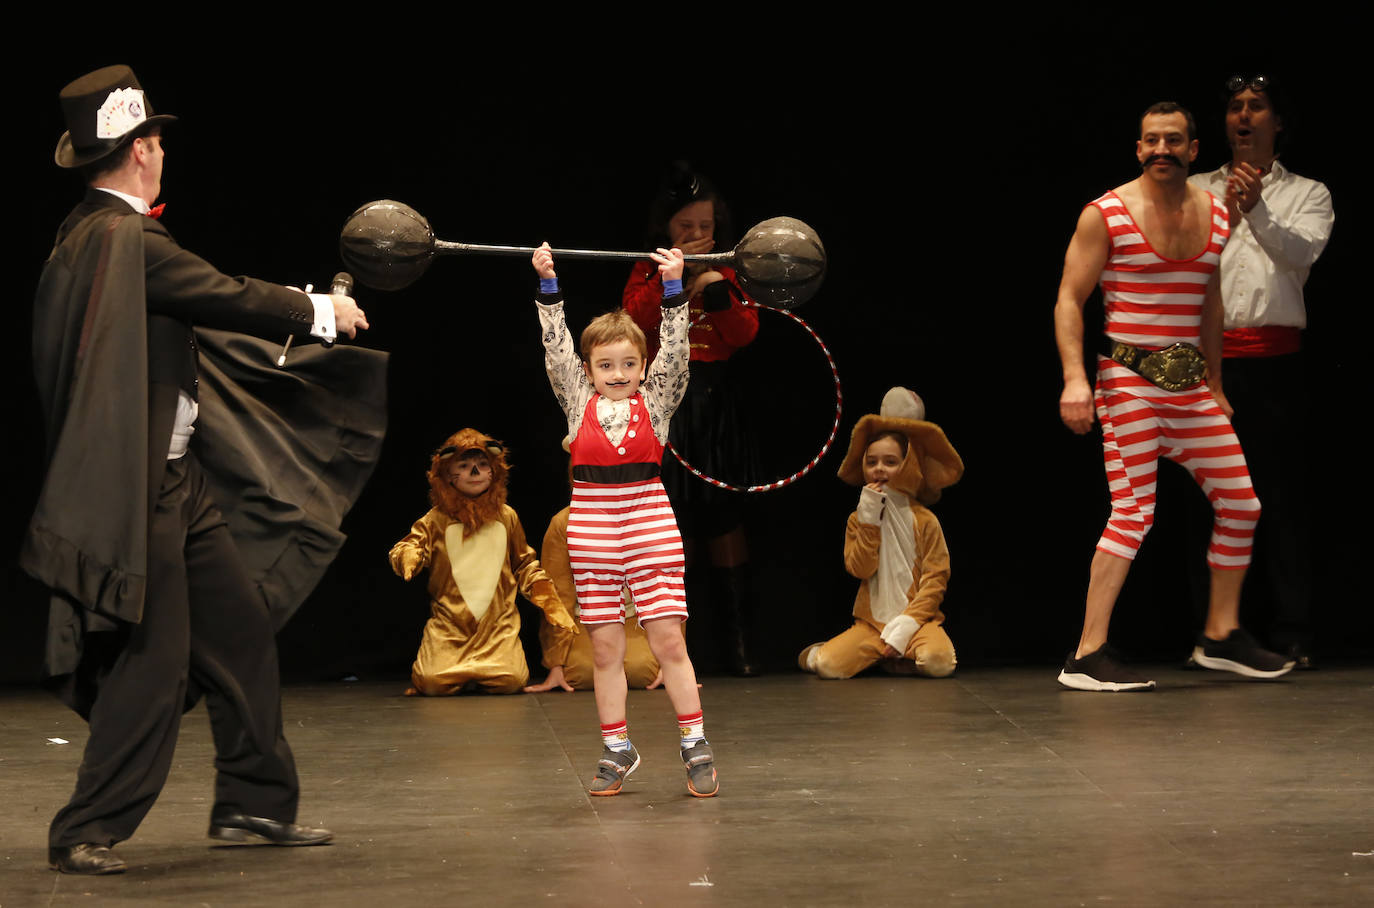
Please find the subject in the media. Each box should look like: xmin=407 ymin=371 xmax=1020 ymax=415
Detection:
xmin=1189 ymin=161 xmax=1334 ymax=330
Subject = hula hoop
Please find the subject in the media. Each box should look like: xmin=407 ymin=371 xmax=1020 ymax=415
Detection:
xmin=666 ymin=300 xmax=842 ymax=493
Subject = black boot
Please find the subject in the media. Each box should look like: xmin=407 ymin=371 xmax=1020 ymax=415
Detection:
xmin=713 ymin=565 xmax=760 ymax=676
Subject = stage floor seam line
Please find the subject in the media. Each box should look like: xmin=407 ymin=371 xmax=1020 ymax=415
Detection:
xmin=530 ymin=687 xmax=643 ymax=901
xmin=957 ymin=678 xmax=1116 ymax=798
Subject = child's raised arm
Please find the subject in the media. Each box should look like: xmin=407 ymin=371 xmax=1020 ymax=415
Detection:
xmin=533 ymin=242 xmax=590 ymax=429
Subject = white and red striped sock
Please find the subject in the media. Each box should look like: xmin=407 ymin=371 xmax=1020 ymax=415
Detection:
xmin=677 ymin=711 xmax=706 ymax=749
xmin=601 ymin=721 xmax=633 ymax=753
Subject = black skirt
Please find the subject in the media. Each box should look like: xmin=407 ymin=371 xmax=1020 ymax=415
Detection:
xmin=662 ymin=360 xmax=757 ymax=538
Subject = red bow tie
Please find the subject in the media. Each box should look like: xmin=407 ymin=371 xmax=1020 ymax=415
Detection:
xmin=147 ymin=203 xmax=165 ymax=219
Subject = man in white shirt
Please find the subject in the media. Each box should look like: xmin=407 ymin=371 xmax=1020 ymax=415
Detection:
xmin=1188 ymin=74 xmax=1333 ymax=668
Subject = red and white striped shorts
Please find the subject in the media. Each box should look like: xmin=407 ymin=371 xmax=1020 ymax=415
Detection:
xmin=1094 ymin=357 xmax=1260 ymax=570
xmin=567 ymin=478 xmax=687 ymax=625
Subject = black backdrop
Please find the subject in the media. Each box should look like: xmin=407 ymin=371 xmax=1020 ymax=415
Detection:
xmin=4 ymin=26 xmax=1366 ymax=684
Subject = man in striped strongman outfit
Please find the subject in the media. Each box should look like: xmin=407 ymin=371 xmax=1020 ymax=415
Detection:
xmin=1053 ymin=101 xmax=1295 ymax=692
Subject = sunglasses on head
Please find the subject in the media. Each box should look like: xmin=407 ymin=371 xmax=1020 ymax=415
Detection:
xmin=1226 ymin=74 xmax=1271 ymax=94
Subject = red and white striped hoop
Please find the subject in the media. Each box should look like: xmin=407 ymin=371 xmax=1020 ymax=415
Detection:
xmin=666 ymin=300 xmax=842 ymax=493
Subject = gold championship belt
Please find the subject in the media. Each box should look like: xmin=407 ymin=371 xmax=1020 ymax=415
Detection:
xmin=1108 ymin=341 xmax=1208 ymax=392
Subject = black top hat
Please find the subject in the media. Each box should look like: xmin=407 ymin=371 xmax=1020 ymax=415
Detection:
xmin=54 ymin=65 xmax=177 ymax=169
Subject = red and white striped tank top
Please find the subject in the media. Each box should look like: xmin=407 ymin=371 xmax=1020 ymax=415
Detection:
xmin=1091 ymin=190 xmax=1229 ymax=350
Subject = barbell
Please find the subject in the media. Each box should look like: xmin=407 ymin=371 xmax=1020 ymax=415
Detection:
xmin=338 ymin=200 xmax=826 ymax=309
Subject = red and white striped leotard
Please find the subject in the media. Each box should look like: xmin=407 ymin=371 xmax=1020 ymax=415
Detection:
xmin=1089 ymin=190 xmax=1260 ymax=569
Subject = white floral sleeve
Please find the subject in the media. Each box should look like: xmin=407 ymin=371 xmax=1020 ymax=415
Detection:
xmin=643 ymin=300 xmax=690 ymax=443
xmin=537 ymin=300 xmax=591 ymax=438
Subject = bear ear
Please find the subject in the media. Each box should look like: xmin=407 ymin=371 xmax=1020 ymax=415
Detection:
xmin=922 ymin=453 xmax=961 ymax=493
xmin=889 ymin=451 xmax=925 ymax=500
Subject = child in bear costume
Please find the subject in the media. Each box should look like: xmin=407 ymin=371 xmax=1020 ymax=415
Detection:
xmin=799 ymin=388 xmax=964 ymax=679
xmin=390 ymin=430 xmax=575 ymax=694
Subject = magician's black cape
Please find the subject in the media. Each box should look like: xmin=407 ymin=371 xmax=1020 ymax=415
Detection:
xmin=19 ymin=192 xmax=388 ymax=717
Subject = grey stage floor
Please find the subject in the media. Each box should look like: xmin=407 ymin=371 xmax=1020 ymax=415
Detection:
xmin=1 ymin=666 xmax=1371 ymax=907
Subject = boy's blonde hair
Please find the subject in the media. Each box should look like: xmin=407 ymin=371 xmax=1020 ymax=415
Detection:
xmin=579 ymin=309 xmax=648 ymax=362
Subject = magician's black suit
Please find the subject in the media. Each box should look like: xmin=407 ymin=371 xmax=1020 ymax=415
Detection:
xmin=25 ymin=189 xmax=333 ymax=849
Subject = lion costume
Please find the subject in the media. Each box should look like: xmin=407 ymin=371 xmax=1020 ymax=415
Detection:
xmin=799 ymin=388 xmax=964 ymax=679
xmin=390 ymin=429 xmax=575 ymax=694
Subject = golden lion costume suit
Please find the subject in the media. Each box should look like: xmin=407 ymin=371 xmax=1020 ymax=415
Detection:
xmin=390 ymin=430 xmax=575 ymax=694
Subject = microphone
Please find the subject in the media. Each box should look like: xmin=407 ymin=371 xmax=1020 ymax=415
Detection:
xmin=276 ymin=272 xmax=354 ymax=367
xmin=320 ymin=272 xmax=353 ymax=350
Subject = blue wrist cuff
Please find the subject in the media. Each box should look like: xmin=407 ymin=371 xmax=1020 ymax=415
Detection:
xmin=540 ymin=277 xmax=560 ymax=294
xmin=663 ymin=278 xmax=683 ymax=298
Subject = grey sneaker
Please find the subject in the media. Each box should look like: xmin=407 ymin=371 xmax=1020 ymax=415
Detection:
xmin=681 ymin=741 xmax=719 ymax=797
xmin=1192 ymin=628 xmax=1295 ymax=679
xmin=588 ymin=745 xmax=640 ymax=797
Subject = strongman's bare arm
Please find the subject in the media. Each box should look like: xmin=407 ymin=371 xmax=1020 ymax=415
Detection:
xmin=1054 ymin=205 xmax=1111 ymax=435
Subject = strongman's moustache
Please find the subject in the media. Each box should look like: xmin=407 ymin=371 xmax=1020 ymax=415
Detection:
xmin=1142 ymin=154 xmax=1184 ymax=170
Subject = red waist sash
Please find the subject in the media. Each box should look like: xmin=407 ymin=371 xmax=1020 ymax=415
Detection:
xmin=1223 ymin=326 xmax=1301 ymax=358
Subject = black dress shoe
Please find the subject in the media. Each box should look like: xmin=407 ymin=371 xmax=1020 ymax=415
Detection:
xmin=208 ymin=813 xmax=333 ymax=846
xmin=1287 ymin=644 xmax=1317 ymax=671
xmin=49 ymin=843 xmax=127 ymax=874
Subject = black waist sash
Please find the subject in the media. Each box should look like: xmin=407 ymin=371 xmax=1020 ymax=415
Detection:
xmin=573 ymin=462 xmax=661 ymax=484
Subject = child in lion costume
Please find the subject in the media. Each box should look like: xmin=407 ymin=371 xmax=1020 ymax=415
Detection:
xmin=389 ymin=429 xmax=575 ymax=694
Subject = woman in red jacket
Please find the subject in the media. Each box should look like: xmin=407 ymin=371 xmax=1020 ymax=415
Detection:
xmin=623 ymin=164 xmax=761 ymax=675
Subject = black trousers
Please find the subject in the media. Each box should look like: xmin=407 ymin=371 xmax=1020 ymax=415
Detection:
xmin=50 ymin=453 xmax=299 ymax=848
xmin=1229 ymin=353 xmax=1314 ymax=648
xmin=1184 ymin=352 xmax=1313 ymax=649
